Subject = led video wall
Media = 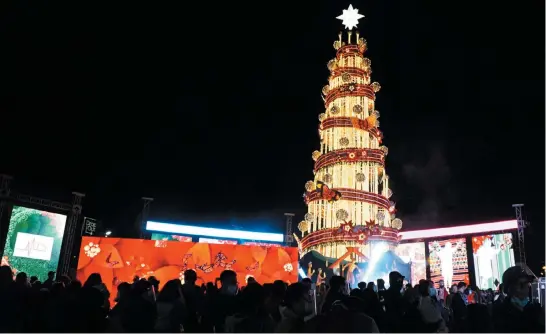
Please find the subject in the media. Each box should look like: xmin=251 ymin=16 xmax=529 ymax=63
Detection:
xmin=150 ymin=233 xmax=192 ymax=243
xmin=77 ymin=237 xmax=298 ymax=305
xmin=394 ymin=242 xmax=426 ymax=285
xmin=471 ymin=233 xmax=515 ymax=290
xmin=428 ymin=238 xmax=469 ymax=288
xmin=2 ymin=206 xmax=67 ymax=281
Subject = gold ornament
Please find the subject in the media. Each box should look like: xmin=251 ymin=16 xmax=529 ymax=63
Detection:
xmin=372 ymin=110 xmax=380 ymax=118
xmin=362 ymin=57 xmax=371 ymax=68
xmin=376 ymin=211 xmax=385 ymax=222
xmin=323 ymin=173 xmax=332 ymax=183
xmin=386 ymin=188 xmax=393 ymax=198
xmin=371 ymin=82 xmax=381 ymax=93
xmin=336 ymin=209 xmax=349 ymax=221
xmin=358 ymin=38 xmax=367 ymax=51
xmin=330 ymin=105 xmax=340 ymax=115
xmin=327 ymin=59 xmax=338 ymax=71
xmin=391 ymin=218 xmax=403 ymax=230
xmin=339 ymin=137 xmax=349 ymax=146
xmin=341 ymin=72 xmax=352 ymax=82
xmin=375 ymin=120 xmax=380 ymax=128
xmin=322 ymin=85 xmax=330 ymax=95
xmin=333 ymin=40 xmax=342 ymax=50
xmin=380 ymin=145 xmax=389 ymax=155
xmin=318 ymin=113 xmax=326 ymax=122
xmin=356 ymin=173 xmax=366 ymax=182
xmin=304 ymin=213 xmax=315 ymax=222
xmin=305 ymin=181 xmax=315 ymax=192
xmin=298 ymin=220 xmax=309 ymax=232
xmin=312 ymin=150 xmax=321 ymax=161
xmin=353 ymin=104 xmax=363 ymax=114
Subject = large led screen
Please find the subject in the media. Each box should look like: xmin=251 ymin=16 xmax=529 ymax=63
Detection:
xmin=394 ymin=242 xmax=426 ymax=285
xmin=428 ymin=238 xmax=469 ymax=288
xmin=2 ymin=206 xmax=67 ymax=281
xmin=77 ymin=237 xmax=298 ymax=305
xmin=150 ymin=233 xmax=192 ymax=243
xmin=472 ymin=233 xmax=515 ymax=290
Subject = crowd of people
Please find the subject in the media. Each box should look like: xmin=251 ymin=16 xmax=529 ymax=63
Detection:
xmin=0 ymin=264 xmax=543 ymax=333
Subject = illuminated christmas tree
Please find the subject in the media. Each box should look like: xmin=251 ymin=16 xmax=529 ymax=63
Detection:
xmin=298 ymin=5 xmax=403 ymax=266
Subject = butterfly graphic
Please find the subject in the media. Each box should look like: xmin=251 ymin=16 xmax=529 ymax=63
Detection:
xmin=316 ymin=181 xmax=342 ymax=202
xmin=105 ymin=252 xmax=120 ymax=268
xmin=214 ymin=252 xmax=236 ymax=269
xmin=195 ymin=263 xmax=214 ymax=273
xmin=246 ymin=261 xmax=259 ymax=272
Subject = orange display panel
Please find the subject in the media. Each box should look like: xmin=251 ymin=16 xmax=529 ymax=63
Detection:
xmin=76 ymin=237 xmax=298 ymax=304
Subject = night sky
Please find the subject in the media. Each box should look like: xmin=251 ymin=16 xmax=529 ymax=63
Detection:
xmin=1 ymin=2 xmax=544 ymax=270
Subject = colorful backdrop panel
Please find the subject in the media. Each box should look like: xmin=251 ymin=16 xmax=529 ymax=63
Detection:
xmin=471 ymin=233 xmax=515 ymax=290
xmin=394 ymin=242 xmax=426 ymax=285
xmin=2 ymin=206 xmax=67 ymax=281
xmin=428 ymin=238 xmax=469 ymax=288
xmin=76 ymin=237 xmax=298 ymax=300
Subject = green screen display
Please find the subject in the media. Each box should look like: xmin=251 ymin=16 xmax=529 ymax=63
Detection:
xmin=2 ymin=206 xmax=67 ymax=281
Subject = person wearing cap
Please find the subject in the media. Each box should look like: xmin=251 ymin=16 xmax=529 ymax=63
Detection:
xmin=383 ymin=271 xmax=407 ymax=333
xmin=492 ymin=266 xmax=544 ymax=333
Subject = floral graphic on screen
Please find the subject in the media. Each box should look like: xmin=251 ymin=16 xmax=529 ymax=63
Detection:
xmin=77 ymin=237 xmax=299 ymax=306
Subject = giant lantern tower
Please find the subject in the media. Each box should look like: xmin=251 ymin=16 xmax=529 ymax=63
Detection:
xmin=298 ymin=5 xmax=403 ymax=269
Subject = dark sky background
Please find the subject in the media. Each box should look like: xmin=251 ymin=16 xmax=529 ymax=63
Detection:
xmin=1 ymin=1 xmax=544 ymax=270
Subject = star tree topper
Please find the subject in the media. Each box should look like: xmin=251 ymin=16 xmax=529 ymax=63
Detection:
xmin=337 ymin=4 xmax=364 ymax=30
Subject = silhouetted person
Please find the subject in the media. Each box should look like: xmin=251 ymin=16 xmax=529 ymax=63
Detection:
xmin=493 ymin=266 xmax=545 ymax=333
xmin=42 ymin=271 xmax=55 ymax=290
xmin=276 ymin=283 xmax=312 ymax=332
xmin=205 ymin=270 xmax=239 ymax=333
xmin=225 ymin=282 xmax=275 ymax=332
xmin=155 ymin=279 xmax=186 ymax=332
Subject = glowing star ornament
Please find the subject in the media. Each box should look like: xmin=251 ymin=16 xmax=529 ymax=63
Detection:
xmin=337 ymin=5 xmax=364 ymax=30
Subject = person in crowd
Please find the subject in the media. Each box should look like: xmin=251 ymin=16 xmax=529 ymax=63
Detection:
xmin=383 ymin=271 xmax=407 ymax=333
xmin=276 ymin=282 xmax=313 ymax=332
xmin=492 ymin=266 xmax=545 ymax=333
xmin=321 ymin=275 xmax=348 ymax=313
xmin=107 ymin=282 xmax=132 ymax=332
xmin=437 ymin=279 xmax=448 ymax=306
xmin=42 ymin=270 xmax=55 ymax=290
xmin=120 ymin=278 xmax=157 ymax=332
xmin=416 ymin=279 xmax=447 ymax=332
xmin=225 ymin=281 xmax=275 ymax=332
xmin=154 ymin=279 xmax=187 ymax=332
xmin=30 ymin=275 xmax=38 ymax=285
xmin=204 ymin=269 xmax=239 ymax=333
xmin=301 ymin=277 xmax=313 ymax=292
xmin=308 ymin=295 xmax=380 ymax=332
xmin=357 ymin=281 xmax=367 ymax=291
xmin=181 ymin=269 xmax=205 ymax=332
xmin=450 ymin=281 xmax=468 ymax=332
xmin=367 ymin=281 xmax=377 ymax=293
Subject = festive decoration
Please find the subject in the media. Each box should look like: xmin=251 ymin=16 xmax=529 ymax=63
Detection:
xmin=355 ymin=172 xmax=366 ymax=182
xmin=327 ymin=59 xmax=338 ymax=71
xmin=298 ymin=220 xmax=309 ymax=232
xmin=312 ymin=150 xmax=321 ymax=161
xmin=304 ymin=213 xmax=315 ymax=222
xmin=318 ymin=113 xmax=327 ymax=121
xmin=391 ymin=218 xmax=403 ymax=230
xmin=305 ymin=181 xmax=316 ymax=192
xmin=301 ymin=8 xmax=401 ymax=261
xmin=337 ymin=4 xmax=364 ymax=30
xmin=336 ymin=209 xmax=349 ymax=221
